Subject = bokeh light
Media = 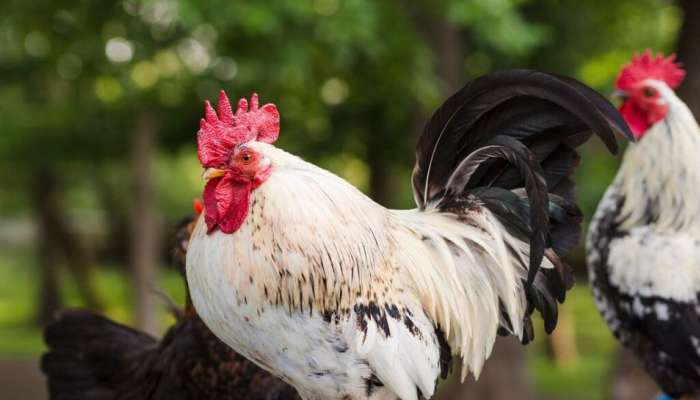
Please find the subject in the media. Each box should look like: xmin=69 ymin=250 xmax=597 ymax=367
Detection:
xmin=24 ymin=31 xmax=50 ymax=57
xmin=105 ymin=37 xmax=134 ymax=64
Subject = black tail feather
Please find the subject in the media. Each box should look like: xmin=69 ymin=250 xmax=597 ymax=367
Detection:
xmin=413 ymin=69 xmax=631 ymax=343
xmin=413 ymin=70 xmax=631 ymax=209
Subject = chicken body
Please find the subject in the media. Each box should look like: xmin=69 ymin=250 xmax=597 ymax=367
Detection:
xmin=188 ymin=70 xmax=631 ymax=400
xmin=588 ymin=79 xmax=700 ymax=398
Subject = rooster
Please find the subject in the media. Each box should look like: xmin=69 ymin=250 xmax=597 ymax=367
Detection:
xmin=41 ymin=213 xmax=299 ymax=400
xmin=186 ymin=70 xmax=632 ymax=400
xmin=586 ymin=50 xmax=700 ymax=399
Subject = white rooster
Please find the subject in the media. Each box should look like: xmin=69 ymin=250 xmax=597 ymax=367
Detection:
xmin=187 ymin=70 xmax=632 ymax=400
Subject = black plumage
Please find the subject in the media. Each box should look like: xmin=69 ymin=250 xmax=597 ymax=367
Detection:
xmin=41 ymin=216 xmax=300 ymax=400
xmin=413 ymin=69 xmax=633 ymax=343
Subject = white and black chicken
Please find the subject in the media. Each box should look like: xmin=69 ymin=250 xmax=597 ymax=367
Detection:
xmin=187 ymin=70 xmax=632 ymax=400
xmin=587 ymin=50 xmax=700 ymax=399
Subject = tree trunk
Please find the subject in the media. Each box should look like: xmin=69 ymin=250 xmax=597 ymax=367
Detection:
xmin=367 ymin=143 xmax=393 ymax=207
xmin=676 ymin=0 xmax=700 ymax=114
xmin=96 ymin=176 xmax=130 ymax=264
xmin=545 ymin=307 xmax=579 ymax=367
xmin=411 ymin=9 xmax=463 ymax=93
xmin=33 ymin=168 xmax=103 ymax=324
xmin=430 ymin=22 xmax=463 ymax=93
xmin=129 ymin=111 xmax=160 ymax=335
xmin=33 ymin=168 xmax=62 ymax=325
xmin=56 ymin=203 xmax=103 ymax=311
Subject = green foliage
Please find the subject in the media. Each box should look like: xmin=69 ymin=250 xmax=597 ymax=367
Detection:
xmin=449 ymin=0 xmax=548 ymax=57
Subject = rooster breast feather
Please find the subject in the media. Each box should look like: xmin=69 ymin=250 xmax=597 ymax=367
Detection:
xmin=604 ymin=227 xmax=700 ymax=391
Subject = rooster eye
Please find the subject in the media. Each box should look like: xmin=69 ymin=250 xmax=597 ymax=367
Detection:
xmin=240 ymin=152 xmax=253 ymax=164
xmin=644 ymin=87 xmax=655 ymax=97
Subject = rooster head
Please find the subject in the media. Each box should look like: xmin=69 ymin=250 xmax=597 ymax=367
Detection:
xmin=615 ymin=49 xmax=686 ymax=139
xmin=197 ymin=91 xmax=279 ymax=234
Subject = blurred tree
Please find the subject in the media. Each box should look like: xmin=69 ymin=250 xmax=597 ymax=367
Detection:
xmin=546 ymin=308 xmax=579 ymax=367
xmin=1 ymin=0 xmax=186 ymax=331
xmin=525 ymin=0 xmax=681 ymax=218
xmin=677 ymin=0 xmax=700 ymax=113
xmin=32 ymin=166 xmax=104 ymax=324
xmin=33 ymin=168 xmax=64 ymax=324
xmin=129 ymin=111 xmax=160 ymax=334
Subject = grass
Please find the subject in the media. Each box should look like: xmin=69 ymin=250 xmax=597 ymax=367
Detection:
xmin=0 ymin=249 xmax=620 ymax=398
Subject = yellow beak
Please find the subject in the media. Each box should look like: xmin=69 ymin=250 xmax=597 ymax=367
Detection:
xmin=202 ymin=168 xmax=226 ymax=181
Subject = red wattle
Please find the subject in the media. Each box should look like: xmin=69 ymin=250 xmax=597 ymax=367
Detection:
xmin=203 ymin=178 xmax=221 ymax=232
xmin=202 ymin=174 xmax=252 ymax=234
xmin=619 ymin=101 xmax=651 ymax=140
xmin=218 ymin=181 xmax=251 ymax=234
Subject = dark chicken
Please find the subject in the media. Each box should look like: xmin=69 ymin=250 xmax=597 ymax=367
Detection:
xmin=41 ymin=214 xmax=300 ymax=400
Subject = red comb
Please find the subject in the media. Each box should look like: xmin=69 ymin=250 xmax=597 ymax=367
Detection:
xmin=616 ymin=49 xmax=686 ymax=91
xmin=197 ymin=91 xmax=280 ymax=168
xmin=193 ymin=198 xmax=203 ymax=215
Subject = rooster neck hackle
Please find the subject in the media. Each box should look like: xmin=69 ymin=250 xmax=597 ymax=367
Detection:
xmin=615 ymin=82 xmax=700 ymax=233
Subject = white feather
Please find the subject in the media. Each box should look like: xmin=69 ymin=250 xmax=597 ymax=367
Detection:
xmin=608 ymin=227 xmax=700 ymax=302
